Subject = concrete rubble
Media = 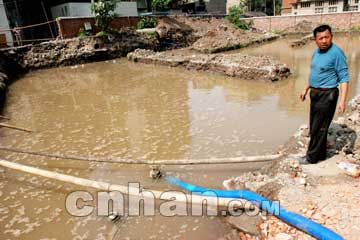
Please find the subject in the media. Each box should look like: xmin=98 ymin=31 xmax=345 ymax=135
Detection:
xmin=127 ymin=49 xmax=291 ymax=81
xmin=220 ymin=95 xmax=360 ymax=240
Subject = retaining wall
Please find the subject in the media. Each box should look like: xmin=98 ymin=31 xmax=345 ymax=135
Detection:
xmin=242 ymin=11 xmax=360 ymax=32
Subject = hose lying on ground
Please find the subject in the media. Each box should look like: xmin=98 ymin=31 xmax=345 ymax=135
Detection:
xmin=0 ymin=146 xmax=282 ymax=165
xmin=0 ymin=158 xmax=249 ymax=208
xmin=165 ymin=176 xmax=344 ymax=240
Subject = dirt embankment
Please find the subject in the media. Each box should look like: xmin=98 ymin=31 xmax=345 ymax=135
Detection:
xmin=221 ymin=96 xmax=360 ymax=240
xmin=285 ymin=21 xmax=317 ymax=48
xmin=155 ymin=17 xmax=198 ymax=49
xmin=284 ymin=20 xmax=320 ymax=35
xmin=130 ymin=17 xmax=290 ymax=81
xmin=127 ymin=48 xmax=290 ymax=81
xmin=160 ymin=16 xmax=280 ymax=53
xmin=22 ymin=30 xmax=158 ymax=70
xmin=0 ymin=51 xmax=25 ymax=110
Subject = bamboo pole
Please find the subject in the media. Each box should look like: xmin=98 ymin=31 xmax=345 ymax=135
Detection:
xmin=0 ymin=158 xmax=248 ymax=208
xmin=0 ymin=146 xmax=281 ymax=165
xmin=0 ymin=123 xmax=32 ymax=132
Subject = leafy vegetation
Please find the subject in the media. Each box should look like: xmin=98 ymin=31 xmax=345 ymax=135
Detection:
xmin=78 ymin=27 xmax=92 ymax=38
xmin=226 ymin=5 xmax=250 ymax=30
xmin=351 ymin=24 xmax=360 ymax=31
xmin=91 ymin=0 xmax=118 ymax=34
xmin=137 ymin=17 xmax=158 ymax=29
xmin=152 ymin=0 xmax=172 ymax=11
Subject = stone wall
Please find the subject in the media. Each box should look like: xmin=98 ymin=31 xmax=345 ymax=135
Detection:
xmin=243 ymin=11 xmax=360 ymax=32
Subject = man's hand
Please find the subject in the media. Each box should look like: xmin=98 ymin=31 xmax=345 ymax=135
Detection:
xmin=300 ymin=89 xmax=308 ymax=101
xmin=338 ymin=101 xmax=346 ymax=113
xmin=338 ymin=82 xmax=349 ymax=114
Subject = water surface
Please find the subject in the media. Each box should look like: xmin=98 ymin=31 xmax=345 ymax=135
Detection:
xmin=1 ymin=34 xmax=360 ymax=239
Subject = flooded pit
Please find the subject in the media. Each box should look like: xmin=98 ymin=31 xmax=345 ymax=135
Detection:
xmin=1 ymin=33 xmax=360 ymax=239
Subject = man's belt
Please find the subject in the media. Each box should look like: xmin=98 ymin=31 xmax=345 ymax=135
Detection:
xmin=310 ymin=87 xmax=337 ymax=92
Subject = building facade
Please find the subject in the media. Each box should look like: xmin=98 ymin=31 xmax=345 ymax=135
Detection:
xmin=0 ymin=0 xmax=13 ymax=47
xmin=348 ymin=0 xmax=359 ymax=11
xmin=281 ymin=0 xmax=297 ymax=14
xmin=287 ymin=0 xmax=359 ymax=15
xmin=292 ymin=0 xmax=345 ymax=15
xmin=50 ymin=2 xmax=138 ymax=18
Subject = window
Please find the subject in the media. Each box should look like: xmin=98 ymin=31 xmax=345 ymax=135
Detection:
xmin=315 ymin=1 xmax=324 ymax=6
xmin=301 ymin=2 xmax=311 ymax=8
xmin=315 ymin=8 xmax=324 ymax=13
xmin=355 ymin=0 xmax=359 ymax=4
xmin=329 ymin=0 xmax=338 ymax=5
xmin=328 ymin=6 xmax=338 ymax=12
xmin=349 ymin=6 xmax=358 ymax=11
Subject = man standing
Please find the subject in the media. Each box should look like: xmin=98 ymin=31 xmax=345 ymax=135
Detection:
xmin=299 ymin=24 xmax=349 ymax=164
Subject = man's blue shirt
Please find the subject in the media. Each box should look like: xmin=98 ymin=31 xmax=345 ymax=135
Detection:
xmin=309 ymin=43 xmax=349 ymax=88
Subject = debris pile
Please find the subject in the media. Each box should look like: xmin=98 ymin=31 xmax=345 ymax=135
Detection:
xmin=127 ymin=49 xmax=290 ymax=81
xmin=162 ymin=16 xmax=280 ymax=53
xmin=155 ymin=17 xmax=197 ymax=49
xmin=283 ymin=20 xmax=319 ymax=35
xmin=21 ymin=30 xmax=158 ymax=70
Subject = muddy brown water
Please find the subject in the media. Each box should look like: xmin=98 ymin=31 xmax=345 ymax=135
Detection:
xmin=1 ymin=34 xmax=360 ymax=239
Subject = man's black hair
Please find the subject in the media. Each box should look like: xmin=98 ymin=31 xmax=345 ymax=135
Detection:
xmin=313 ymin=25 xmax=332 ymax=38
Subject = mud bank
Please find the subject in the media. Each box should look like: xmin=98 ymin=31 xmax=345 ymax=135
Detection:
xmin=0 ymin=51 xmax=25 ymax=110
xmin=127 ymin=49 xmax=290 ymax=81
xmin=289 ymin=34 xmax=313 ymax=48
xmin=221 ymin=96 xmax=360 ymax=239
xmin=11 ymin=30 xmax=157 ymax=70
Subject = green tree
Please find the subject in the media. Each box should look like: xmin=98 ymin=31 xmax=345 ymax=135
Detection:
xmin=226 ymin=5 xmax=250 ymax=30
xmin=152 ymin=0 xmax=172 ymax=11
xmin=91 ymin=0 xmax=119 ymax=34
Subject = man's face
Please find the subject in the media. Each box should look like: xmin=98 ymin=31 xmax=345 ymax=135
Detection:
xmin=315 ymin=29 xmax=332 ymax=50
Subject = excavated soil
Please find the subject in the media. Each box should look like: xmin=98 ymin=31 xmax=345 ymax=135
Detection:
xmin=157 ymin=16 xmax=279 ymax=53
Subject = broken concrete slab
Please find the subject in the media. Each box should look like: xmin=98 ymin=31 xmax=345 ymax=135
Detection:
xmin=127 ymin=49 xmax=291 ymax=81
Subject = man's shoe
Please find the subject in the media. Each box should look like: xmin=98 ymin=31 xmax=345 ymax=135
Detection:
xmin=293 ymin=155 xmax=312 ymax=165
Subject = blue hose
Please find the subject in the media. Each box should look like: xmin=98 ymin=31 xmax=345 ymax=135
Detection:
xmin=165 ymin=176 xmax=343 ymax=240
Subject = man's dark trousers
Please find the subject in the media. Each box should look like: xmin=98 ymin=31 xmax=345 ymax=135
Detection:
xmin=306 ymin=88 xmax=339 ymax=163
